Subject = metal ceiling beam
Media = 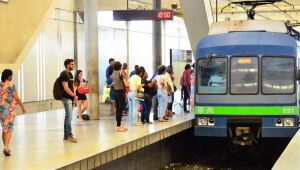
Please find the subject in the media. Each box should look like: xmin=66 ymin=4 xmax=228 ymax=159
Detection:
xmin=215 ymin=9 xmax=300 ymax=14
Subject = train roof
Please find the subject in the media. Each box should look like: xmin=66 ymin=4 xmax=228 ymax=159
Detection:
xmin=209 ymin=20 xmax=288 ymax=35
xmin=196 ymin=32 xmax=297 ymax=57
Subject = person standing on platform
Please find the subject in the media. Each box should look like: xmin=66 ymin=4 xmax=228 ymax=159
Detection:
xmin=140 ymin=67 xmax=156 ymax=124
xmin=0 ymin=69 xmax=26 ymax=156
xmin=180 ymin=64 xmax=192 ymax=113
xmin=121 ymin=63 xmax=129 ymax=116
xmin=150 ymin=67 xmax=159 ymax=121
xmin=61 ymin=59 xmax=78 ymax=143
xmin=106 ymin=58 xmax=115 ymax=79
xmin=128 ymin=67 xmax=143 ymax=125
xmin=111 ymin=61 xmax=128 ymax=132
xmin=190 ymin=68 xmax=195 ymax=111
xmin=129 ymin=65 xmax=139 ymax=78
xmin=152 ymin=66 xmax=168 ymax=122
xmin=165 ymin=66 xmax=175 ymax=116
xmin=74 ymin=70 xmax=88 ymax=122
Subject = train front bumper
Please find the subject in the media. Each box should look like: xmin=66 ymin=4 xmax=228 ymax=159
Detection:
xmin=194 ymin=126 xmax=298 ymax=137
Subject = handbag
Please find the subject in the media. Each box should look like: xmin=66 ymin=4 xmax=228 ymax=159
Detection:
xmin=135 ymin=89 xmax=145 ymax=101
xmin=77 ymin=87 xmax=89 ymax=94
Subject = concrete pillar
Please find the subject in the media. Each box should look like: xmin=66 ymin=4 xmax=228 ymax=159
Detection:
xmin=126 ymin=21 xmax=130 ymax=73
xmin=180 ymin=0 xmax=212 ymax=52
xmin=84 ymin=0 xmax=99 ymax=119
xmin=73 ymin=11 xmax=78 ymax=70
xmin=152 ymin=0 xmax=162 ymax=73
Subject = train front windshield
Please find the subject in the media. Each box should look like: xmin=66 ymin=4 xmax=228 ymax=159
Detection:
xmin=262 ymin=57 xmax=295 ymax=94
xmin=197 ymin=58 xmax=227 ymax=94
xmin=197 ymin=56 xmax=296 ymax=95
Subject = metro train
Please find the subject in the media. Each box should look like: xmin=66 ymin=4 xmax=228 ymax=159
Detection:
xmin=194 ymin=20 xmax=300 ymax=148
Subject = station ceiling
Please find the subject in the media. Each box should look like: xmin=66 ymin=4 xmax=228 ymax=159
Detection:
xmin=101 ymin=0 xmax=300 ymax=25
xmin=98 ymin=0 xmax=180 ymax=10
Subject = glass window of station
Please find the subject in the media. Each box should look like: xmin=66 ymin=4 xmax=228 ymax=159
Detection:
xmin=230 ymin=57 xmax=258 ymax=94
xmin=197 ymin=58 xmax=227 ymax=94
xmin=262 ymin=57 xmax=295 ymax=94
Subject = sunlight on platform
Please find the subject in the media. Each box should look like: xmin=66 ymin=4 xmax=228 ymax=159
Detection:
xmin=0 ymin=106 xmax=194 ymax=170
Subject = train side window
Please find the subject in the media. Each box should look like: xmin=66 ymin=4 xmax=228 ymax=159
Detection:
xmin=262 ymin=57 xmax=295 ymax=94
xmin=230 ymin=57 xmax=258 ymax=94
xmin=197 ymin=58 xmax=227 ymax=94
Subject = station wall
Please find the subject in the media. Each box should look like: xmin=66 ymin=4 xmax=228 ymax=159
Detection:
xmin=11 ymin=2 xmax=191 ymax=103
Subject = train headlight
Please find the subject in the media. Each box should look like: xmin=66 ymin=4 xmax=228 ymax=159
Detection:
xmin=275 ymin=118 xmax=283 ymax=127
xmin=284 ymin=118 xmax=294 ymax=127
xmin=198 ymin=117 xmax=207 ymax=126
xmin=208 ymin=118 xmax=215 ymax=126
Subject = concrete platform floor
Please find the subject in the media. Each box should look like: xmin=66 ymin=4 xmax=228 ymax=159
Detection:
xmin=272 ymin=128 xmax=300 ymax=170
xmin=0 ymin=107 xmax=194 ymax=170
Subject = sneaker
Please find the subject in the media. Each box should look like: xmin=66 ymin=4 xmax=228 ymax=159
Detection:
xmin=66 ymin=136 xmax=78 ymax=143
xmin=146 ymin=121 xmax=153 ymax=124
xmin=184 ymin=110 xmax=190 ymax=113
xmin=132 ymin=122 xmax=142 ymax=126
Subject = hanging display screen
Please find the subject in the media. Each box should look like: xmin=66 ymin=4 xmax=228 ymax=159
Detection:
xmin=113 ymin=10 xmax=173 ymax=21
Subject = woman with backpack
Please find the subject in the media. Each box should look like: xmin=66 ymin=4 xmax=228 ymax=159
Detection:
xmin=140 ymin=67 xmax=156 ymax=124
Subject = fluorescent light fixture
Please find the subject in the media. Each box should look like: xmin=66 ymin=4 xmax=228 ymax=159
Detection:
xmin=0 ymin=0 xmax=8 ymax=2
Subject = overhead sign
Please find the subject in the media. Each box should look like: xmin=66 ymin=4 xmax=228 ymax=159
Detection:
xmin=113 ymin=10 xmax=173 ymax=21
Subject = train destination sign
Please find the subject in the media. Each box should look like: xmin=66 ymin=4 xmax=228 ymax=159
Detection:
xmin=113 ymin=10 xmax=173 ymax=21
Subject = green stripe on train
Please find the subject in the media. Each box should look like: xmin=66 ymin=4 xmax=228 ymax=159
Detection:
xmin=194 ymin=106 xmax=298 ymax=115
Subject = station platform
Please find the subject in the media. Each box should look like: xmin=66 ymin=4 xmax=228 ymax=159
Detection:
xmin=273 ymin=128 xmax=300 ymax=170
xmin=0 ymin=108 xmax=194 ymax=170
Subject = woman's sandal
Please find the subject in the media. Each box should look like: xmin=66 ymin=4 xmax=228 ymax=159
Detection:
xmin=3 ymin=148 xmax=10 ymax=156
xmin=116 ymin=127 xmax=128 ymax=132
xmin=159 ymin=119 xmax=167 ymax=122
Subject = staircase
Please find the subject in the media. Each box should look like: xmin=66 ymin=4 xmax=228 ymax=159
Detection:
xmin=0 ymin=0 xmax=58 ymax=71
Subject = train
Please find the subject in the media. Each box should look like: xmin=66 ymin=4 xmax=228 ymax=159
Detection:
xmin=194 ymin=20 xmax=300 ymax=148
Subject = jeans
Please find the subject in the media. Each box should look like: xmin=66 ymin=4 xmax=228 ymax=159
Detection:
xmin=128 ymin=91 xmax=139 ymax=124
xmin=152 ymin=95 xmax=158 ymax=119
xmin=141 ymin=101 xmax=146 ymax=122
xmin=123 ymin=99 xmax=127 ymax=112
xmin=157 ymin=88 xmax=168 ymax=118
xmin=62 ymin=98 xmax=73 ymax=137
xmin=182 ymin=85 xmax=189 ymax=111
xmin=167 ymin=92 xmax=174 ymax=111
xmin=141 ymin=94 xmax=152 ymax=122
xmin=145 ymin=95 xmax=152 ymax=122
xmin=115 ymin=90 xmax=125 ymax=127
